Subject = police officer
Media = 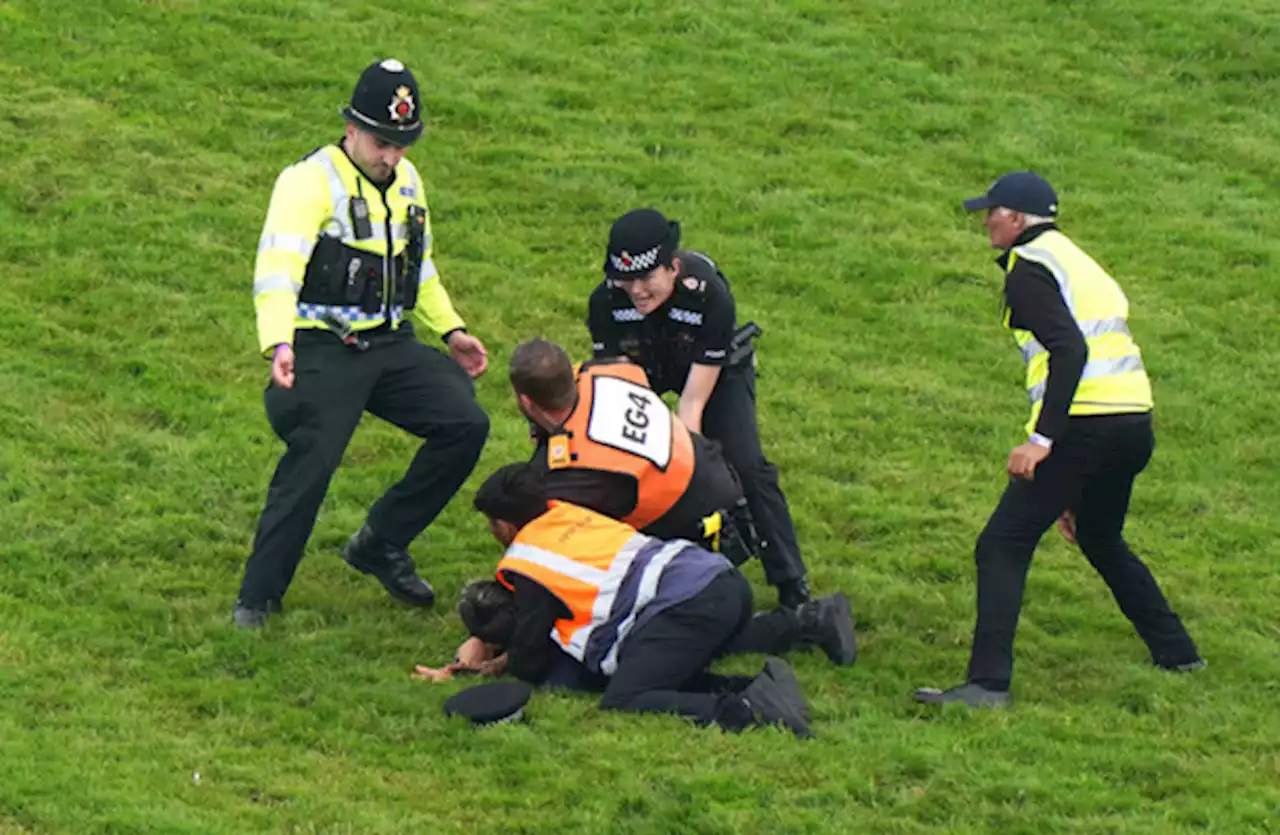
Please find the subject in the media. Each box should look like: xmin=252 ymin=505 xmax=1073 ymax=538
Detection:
xmin=914 ymin=172 xmax=1203 ymax=707
xmin=587 ymin=209 xmax=812 ymax=608
xmin=234 ymin=58 xmax=490 ymax=628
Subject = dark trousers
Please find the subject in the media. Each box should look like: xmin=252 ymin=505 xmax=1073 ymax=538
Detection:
xmin=599 ymin=570 xmax=801 ymax=723
xmin=967 ymin=414 xmax=1199 ymax=689
xmin=237 ymin=328 xmax=489 ymax=607
xmin=701 ymin=364 xmax=807 ymax=586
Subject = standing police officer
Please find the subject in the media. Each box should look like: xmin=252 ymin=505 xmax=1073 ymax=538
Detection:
xmin=587 ymin=209 xmax=811 ymax=608
xmin=914 ymin=171 xmax=1203 ymax=707
xmin=234 ymin=59 xmax=490 ymax=629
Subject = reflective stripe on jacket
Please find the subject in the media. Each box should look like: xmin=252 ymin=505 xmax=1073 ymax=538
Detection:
xmin=252 ymin=144 xmax=463 ymax=355
xmin=496 ymin=502 xmax=728 ymax=675
xmin=1005 ymin=230 xmax=1153 ymax=433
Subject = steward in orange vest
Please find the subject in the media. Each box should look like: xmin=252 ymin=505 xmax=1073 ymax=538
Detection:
xmin=508 ymin=338 xmax=758 ymax=569
xmin=457 ymin=463 xmax=858 ymax=736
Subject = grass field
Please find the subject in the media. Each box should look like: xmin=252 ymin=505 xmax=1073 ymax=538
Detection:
xmin=2 ymin=0 xmax=1278 ymax=832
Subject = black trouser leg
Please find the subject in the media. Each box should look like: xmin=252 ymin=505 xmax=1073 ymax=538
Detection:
xmin=599 ymin=571 xmax=752 ymax=723
xmin=238 ymin=339 xmax=372 ymax=607
xmin=701 ymin=365 xmax=807 ymax=586
xmin=727 ymin=607 xmax=804 ymax=655
xmin=966 ymin=473 xmax=1070 ymax=690
xmin=363 ymin=336 xmax=490 ymax=548
xmin=1073 ymin=423 xmax=1200 ymax=666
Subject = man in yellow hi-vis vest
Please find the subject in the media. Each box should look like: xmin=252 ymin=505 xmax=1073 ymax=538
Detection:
xmin=915 ymin=172 xmax=1203 ymax=707
xmin=234 ymin=59 xmax=490 ymax=629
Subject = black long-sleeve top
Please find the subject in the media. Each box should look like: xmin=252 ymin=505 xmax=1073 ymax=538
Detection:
xmin=996 ymin=224 xmax=1088 ymax=442
xmin=502 ymin=573 xmax=570 ymax=685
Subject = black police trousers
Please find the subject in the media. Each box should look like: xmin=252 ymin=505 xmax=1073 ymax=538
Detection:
xmin=598 ymin=569 xmax=804 ymax=723
xmin=237 ymin=327 xmax=489 ymax=608
xmin=966 ymin=414 xmax=1200 ymax=690
xmin=702 ymin=364 xmax=807 ymax=586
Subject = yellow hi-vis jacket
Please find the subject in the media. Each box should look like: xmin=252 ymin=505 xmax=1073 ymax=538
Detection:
xmin=251 ymin=144 xmax=465 ymax=356
xmin=1005 ymin=230 xmax=1153 ymax=434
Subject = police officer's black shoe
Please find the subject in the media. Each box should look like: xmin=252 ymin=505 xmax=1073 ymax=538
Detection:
xmin=913 ymin=682 xmax=1011 ymax=709
xmin=233 ymin=598 xmax=281 ymax=630
xmin=741 ymin=657 xmax=813 ymax=738
xmin=233 ymin=605 xmax=267 ymax=630
xmin=342 ymin=524 xmax=436 ymax=608
xmin=776 ymin=577 xmax=812 ymax=610
xmin=797 ymin=592 xmax=858 ymax=666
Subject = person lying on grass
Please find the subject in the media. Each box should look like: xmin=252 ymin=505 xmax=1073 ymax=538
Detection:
xmin=411 ymin=463 xmax=858 ymax=735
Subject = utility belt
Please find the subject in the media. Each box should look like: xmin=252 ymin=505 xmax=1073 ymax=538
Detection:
xmin=700 ymin=497 xmax=761 ymax=567
xmin=298 ymin=205 xmax=428 ymax=314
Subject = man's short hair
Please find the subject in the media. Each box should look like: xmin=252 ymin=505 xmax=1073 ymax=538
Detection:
xmin=509 ymin=338 xmax=576 ymax=411
xmin=473 ymin=462 xmax=550 ymax=530
xmin=458 ymin=579 xmax=517 ymax=646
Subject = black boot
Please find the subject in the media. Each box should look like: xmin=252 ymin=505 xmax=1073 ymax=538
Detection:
xmin=776 ymin=576 xmax=812 ymax=609
xmin=797 ymin=592 xmax=858 ymax=666
xmin=342 ymin=524 xmax=436 ymax=607
xmin=740 ymin=657 xmax=813 ymax=738
xmin=913 ymin=682 xmax=1010 ymax=709
xmin=232 ymin=597 xmax=283 ymax=630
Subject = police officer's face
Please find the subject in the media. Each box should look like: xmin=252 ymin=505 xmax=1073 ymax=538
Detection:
xmin=983 ymin=207 xmax=1025 ymax=250
xmin=345 ymin=125 xmax=408 ymax=183
xmin=619 ymin=263 xmax=678 ymax=314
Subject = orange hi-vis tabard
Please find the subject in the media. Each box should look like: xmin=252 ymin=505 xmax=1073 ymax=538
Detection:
xmin=496 ymin=501 xmax=716 ymax=675
xmin=546 ymin=361 xmax=696 ymax=530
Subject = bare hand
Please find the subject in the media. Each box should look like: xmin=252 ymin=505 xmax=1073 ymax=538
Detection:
xmin=1057 ymin=509 xmax=1078 ymax=545
xmin=447 ymin=331 xmax=488 ymax=378
xmin=412 ymin=663 xmax=465 ymax=683
xmin=455 ymin=637 xmax=496 ymax=668
xmin=271 ymin=344 xmax=296 ymax=389
xmin=1007 ymin=442 xmax=1050 ymax=480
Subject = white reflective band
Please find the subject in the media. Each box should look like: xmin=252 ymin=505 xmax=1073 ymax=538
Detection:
xmin=258 ymin=233 xmax=316 ymax=259
xmin=254 ymin=273 xmax=302 ymax=296
xmin=599 ymin=539 xmax=689 ymax=676
xmin=1080 ymin=317 xmax=1130 ymax=339
xmin=504 ymin=542 xmax=610 ymax=587
xmin=420 ymin=256 xmax=438 ymax=281
xmin=564 ymin=534 xmax=648 ymax=660
xmin=312 ymin=152 xmax=411 ymax=247
xmin=1016 ymin=245 xmax=1075 ymax=315
xmin=1027 ymin=354 xmax=1145 ymax=403
xmin=1018 ymin=318 xmax=1131 ymax=364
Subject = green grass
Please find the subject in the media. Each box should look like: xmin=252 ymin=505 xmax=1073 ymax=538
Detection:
xmin=2 ymin=0 xmax=1278 ymax=832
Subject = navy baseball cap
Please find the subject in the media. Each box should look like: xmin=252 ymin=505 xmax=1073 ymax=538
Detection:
xmin=962 ymin=171 xmax=1059 ymax=217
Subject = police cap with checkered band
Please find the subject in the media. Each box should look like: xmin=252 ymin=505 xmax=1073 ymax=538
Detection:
xmin=604 ymin=208 xmax=682 ymax=280
xmin=341 ymin=58 xmax=424 ymax=148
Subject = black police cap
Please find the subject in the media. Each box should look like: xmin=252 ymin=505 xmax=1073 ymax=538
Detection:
xmin=604 ymin=208 xmax=681 ymax=280
xmin=341 ymin=58 xmax=424 ymax=147
xmin=443 ymin=681 xmax=533 ymax=727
